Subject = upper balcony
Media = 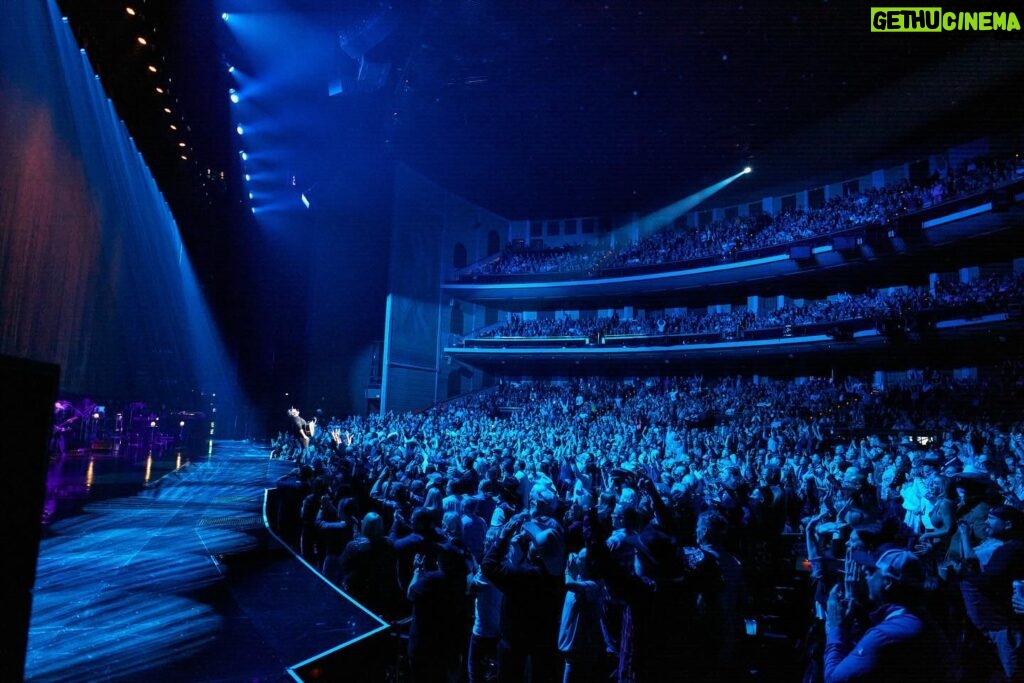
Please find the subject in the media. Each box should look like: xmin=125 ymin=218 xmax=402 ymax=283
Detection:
xmin=443 ymin=173 xmax=1024 ymax=310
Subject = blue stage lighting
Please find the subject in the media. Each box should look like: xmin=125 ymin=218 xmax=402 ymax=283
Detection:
xmin=244 ymin=173 xmax=250 ymax=182
xmin=227 ymin=65 xmax=235 ymax=74
xmin=236 ymin=125 xmax=244 ymax=135
xmin=240 ymin=151 xmax=247 ymax=161
xmin=228 ymin=88 xmax=239 ymax=104
xmin=248 ymin=192 xmax=253 ymax=200
xmin=743 ymin=167 xmax=753 ymax=174
xmin=221 ymin=13 xmax=229 ymax=21
xmin=301 ymin=194 xmax=310 ymax=209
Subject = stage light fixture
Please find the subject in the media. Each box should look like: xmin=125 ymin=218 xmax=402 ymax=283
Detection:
xmin=155 ymin=87 xmax=164 ymax=94
xmin=248 ymin=192 xmax=253 ymax=199
xmin=244 ymin=174 xmax=250 ymax=181
xmin=236 ymin=125 xmax=244 ymax=135
xmin=126 ymin=7 xmax=136 ymax=16
xmin=240 ymin=151 xmax=248 ymax=161
xmin=148 ymin=65 xmax=158 ymax=73
xmin=743 ymin=167 xmax=753 ymax=174
xmin=178 ymin=142 xmax=186 ymax=147
xmin=301 ymin=193 xmax=310 ymax=209
xmin=227 ymin=65 xmax=235 ymax=74
xmin=137 ymin=36 xmax=147 ymax=46
xmin=229 ymin=89 xmax=239 ymax=104
xmin=221 ymin=13 xmax=229 ymax=21
xmin=169 ymin=124 xmax=177 ymax=130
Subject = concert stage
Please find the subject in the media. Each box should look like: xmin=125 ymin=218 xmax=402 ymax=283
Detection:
xmin=26 ymin=442 xmax=389 ymax=682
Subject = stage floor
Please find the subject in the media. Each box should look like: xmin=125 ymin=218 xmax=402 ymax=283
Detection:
xmin=25 ymin=442 xmax=387 ymax=682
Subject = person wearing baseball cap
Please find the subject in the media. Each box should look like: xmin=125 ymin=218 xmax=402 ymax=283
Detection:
xmin=960 ymin=505 xmax=1024 ymax=681
xmin=824 ymin=548 xmax=953 ymax=682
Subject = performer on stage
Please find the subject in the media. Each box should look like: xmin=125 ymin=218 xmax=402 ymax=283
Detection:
xmin=287 ymin=407 xmax=316 ymax=449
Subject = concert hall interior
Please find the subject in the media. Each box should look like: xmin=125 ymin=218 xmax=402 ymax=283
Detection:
xmin=3 ymin=1 xmax=1024 ymax=681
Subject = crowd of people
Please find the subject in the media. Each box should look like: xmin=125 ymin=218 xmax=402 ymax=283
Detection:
xmin=474 ymin=244 xmax=614 ymax=278
xmin=466 ymin=154 xmax=1022 ymax=280
xmin=468 ymin=270 xmax=1024 ymax=345
xmin=271 ymin=368 xmax=1024 ymax=681
xmin=264 ymin=153 xmax=1024 ymax=682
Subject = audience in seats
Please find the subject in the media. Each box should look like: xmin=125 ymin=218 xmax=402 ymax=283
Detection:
xmin=273 ymin=366 xmax=1024 ymax=681
xmin=466 ymin=154 xmax=1022 ymax=280
xmin=469 ymin=271 xmax=1024 ymax=346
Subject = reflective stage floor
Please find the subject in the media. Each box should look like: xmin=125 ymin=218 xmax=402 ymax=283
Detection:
xmin=26 ymin=442 xmax=386 ymax=682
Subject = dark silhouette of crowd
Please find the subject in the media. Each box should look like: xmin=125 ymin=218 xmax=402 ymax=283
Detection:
xmin=465 ymin=154 xmax=1022 ymax=280
xmin=272 ymin=367 xmax=1024 ymax=681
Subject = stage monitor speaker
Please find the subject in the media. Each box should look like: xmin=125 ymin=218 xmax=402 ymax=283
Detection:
xmin=0 ymin=355 xmax=59 ymax=683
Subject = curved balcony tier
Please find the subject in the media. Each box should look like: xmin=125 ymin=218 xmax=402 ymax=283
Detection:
xmin=444 ymin=181 xmax=1024 ymax=310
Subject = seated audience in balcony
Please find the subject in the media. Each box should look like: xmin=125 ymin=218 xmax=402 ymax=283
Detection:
xmin=467 ymin=154 xmax=1021 ymax=279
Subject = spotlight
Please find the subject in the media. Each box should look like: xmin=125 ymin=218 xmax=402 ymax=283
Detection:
xmin=163 ymin=107 xmax=172 ymax=113
xmin=148 ymin=65 xmax=158 ymax=73
xmin=229 ymin=89 xmax=239 ymax=104
xmin=248 ymin=192 xmax=253 ymax=199
xmin=169 ymin=124 xmax=177 ymax=130
xmin=178 ymin=142 xmax=186 ymax=147
xmin=244 ymin=174 xmax=250 ymax=181
xmin=221 ymin=12 xmax=229 ymax=21
xmin=743 ymin=167 xmax=753 ymax=174
xmin=137 ymin=36 xmax=147 ymax=46
xmin=155 ymin=87 xmax=164 ymax=93
xmin=126 ymin=7 xmax=136 ymax=16
xmin=301 ymin=193 xmax=310 ymax=209
xmin=251 ymin=207 xmax=256 ymax=214
xmin=236 ymin=125 xmax=244 ymax=135
xmin=240 ymin=151 xmax=248 ymax=161
xmin=227 ymin=65 xmax=235 ymax=74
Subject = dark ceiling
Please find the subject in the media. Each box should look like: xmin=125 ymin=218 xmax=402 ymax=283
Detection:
xmin=63 ymin=0 xmax=1024 ymax=226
